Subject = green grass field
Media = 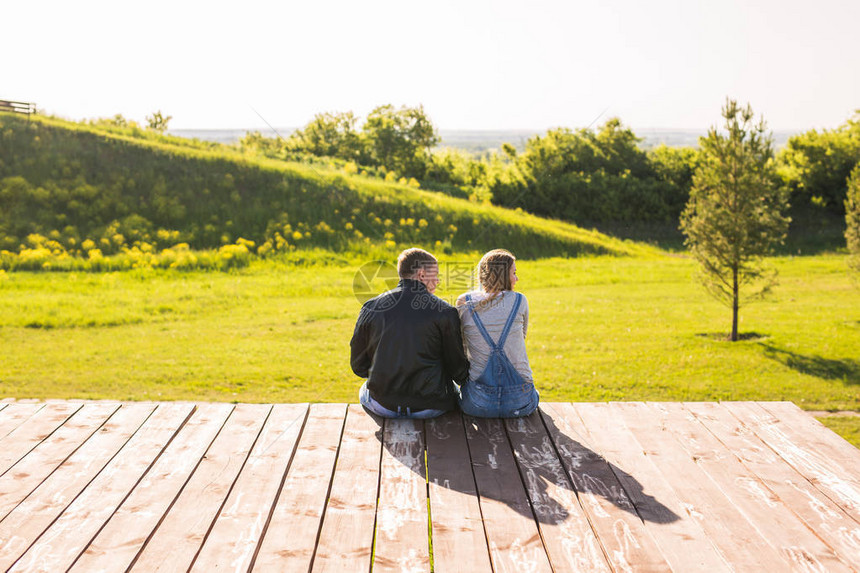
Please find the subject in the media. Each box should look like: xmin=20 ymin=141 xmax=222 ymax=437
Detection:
xmin=1 ymin=253 xmax=857 ymax=444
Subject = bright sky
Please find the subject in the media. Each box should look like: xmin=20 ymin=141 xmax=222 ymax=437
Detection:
xmin=4 ymin=0 xmax=859 ymax=131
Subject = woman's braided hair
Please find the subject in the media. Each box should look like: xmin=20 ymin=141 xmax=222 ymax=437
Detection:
xmin=474 ymin=249 xmax=515 ymax=310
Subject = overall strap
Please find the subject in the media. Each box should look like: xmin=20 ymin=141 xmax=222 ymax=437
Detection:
xmin=465 ymin=293 xmax=497 ymax=349
xmin=466 ymin=292 xmax=522 ymax=350
xmin=496 ymin=292 xmax=522 ymax=349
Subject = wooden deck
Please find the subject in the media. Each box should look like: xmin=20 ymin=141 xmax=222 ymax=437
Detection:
xmin=0 ymin=401 xmax=859 ymax=572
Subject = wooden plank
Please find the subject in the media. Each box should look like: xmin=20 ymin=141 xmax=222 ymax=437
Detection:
xmin=0 ymin=404 xmax=156 ymax=570
xmin=253 ymin=403 xmax=346 ymax=572
xmin=130 ymin=403 xmax=271 ymax=573
xmin=686 ymin=401 xmax=860 ymax=566
xmin=8 ymin=403 xmax=194 ymax=573
xmin=651 ymin=402 xmax=851 ymax=571
xmin=0 ymin=403 xmax=44 ymax=441
xmin=531 ymin=405 xmax=663 ymax=571
xmin=190 ymin=403 xmax=308 ymax=572
xmin=504 ymin=412 xmax=612 ymax=572
xmin=425 ymin=412 xmax=492 ymax=573
xmin=312 ymin=405 xmax=384 ymax=573
xmin=759 ymin=402 xmax=860 ymax=484
xmin=725 ymin=401 xmax=860 ymax=523
xmin=465 ymin=416 xmax=552 ymax=573
xmin=3 ymin=400 xmax=856 ymax=573
xmin=0 ymin=402 xmax=82 ymax=476
xmin=0 ymin=402 xmax=120 ymax=521
xmin=614 ymin=401 xmax=792 ymax=571
xmin=372 ymin=418 xmax=430 ymax=572
xmin=71 ymin=403 xmax=235 ymax=572
xmin=570 ymin=403 xmax=731 ymax=572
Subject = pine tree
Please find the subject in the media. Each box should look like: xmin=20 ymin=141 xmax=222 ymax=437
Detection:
xmin=846 ymin=164 xmax=860 ymax=272
xmin=680 ymin=99 xmax=790 ymax=341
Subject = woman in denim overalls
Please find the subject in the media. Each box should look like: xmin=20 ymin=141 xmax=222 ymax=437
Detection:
xmin=456 ymin=249 xmax=539 ymax=417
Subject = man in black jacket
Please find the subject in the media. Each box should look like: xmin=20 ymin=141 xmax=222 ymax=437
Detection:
xmin=351 ymin=248 xmax=470 ymax=418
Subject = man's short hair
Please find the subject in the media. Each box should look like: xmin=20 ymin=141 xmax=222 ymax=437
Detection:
xmin=397 ymin=248 xmax=437 ymax=279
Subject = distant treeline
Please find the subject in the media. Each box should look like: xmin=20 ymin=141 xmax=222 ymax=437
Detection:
xmin=1 ymin=101 xmax=856 ymax=271
xmin=259 ymin=105 xmax=860 ymax=231
xmin=0 ymin=114 xmax=650 ymax=271
xmin=172 ymin=127 xmax=799 ymax=153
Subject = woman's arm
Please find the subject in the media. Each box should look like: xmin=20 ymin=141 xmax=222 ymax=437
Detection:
xmin=522 ymin=294 xmax=529 ymax=339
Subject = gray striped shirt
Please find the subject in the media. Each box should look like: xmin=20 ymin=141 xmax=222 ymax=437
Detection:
xmin=457 ymin=290 xmax=533 ymax=384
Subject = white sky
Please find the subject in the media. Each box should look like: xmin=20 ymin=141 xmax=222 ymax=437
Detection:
xmin=3 ymin=0 xmax=859 ymax=131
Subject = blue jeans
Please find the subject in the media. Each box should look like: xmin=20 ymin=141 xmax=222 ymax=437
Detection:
xmin=459 ymin=381 xmax=540 ymax=418
xmin=359 ymin=381 xmax=448 ymax=419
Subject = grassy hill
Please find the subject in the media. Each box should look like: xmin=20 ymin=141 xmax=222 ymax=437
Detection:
xmin=0 ymin=114 xmax=659 ymax=271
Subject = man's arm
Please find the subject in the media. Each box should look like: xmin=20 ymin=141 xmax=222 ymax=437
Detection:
xmin=441 ymin=307 xmax=470 ymax=385
xmin=350 ymin=306 xmax=373 ymax=378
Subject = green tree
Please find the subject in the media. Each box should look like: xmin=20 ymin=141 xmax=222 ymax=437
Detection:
xmin=239 ymin=131 xmax=285 ymax=159
xmin=290 ymin=111 xmax=363 ymax=162
xmin=145 ymin=110 xmax=172 ymax=133
xmin=680 ymin=99 xmax=790 ymax=341
xmin=501 ymin=143 xmax=517 ymax=159
xmin=649 ymin=144 xmax=701 ymax=217
xmin=593 ymin=117 xmax=653 ymax=178
xmin=846 ymin=164 xmax=860 ymax=272
xmin=362 ymin=104 xmax=438 ymax=178
xmin=109 ymin=114 xmax=129 ymax=128
xmin=488 ymin=118 xmax=687 ymax=223
xmin=777 ymin=111 xmax=860 ymax=215
xmin=422 ymin=148 xmax=487 ymax=200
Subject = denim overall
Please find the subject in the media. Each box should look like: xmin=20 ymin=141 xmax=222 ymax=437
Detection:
xmin=459 ymin=292 xmax=539 ymax=418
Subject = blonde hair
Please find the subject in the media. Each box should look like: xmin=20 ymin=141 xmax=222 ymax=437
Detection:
xmin=473 ymin=249 xmax=515 ymax=309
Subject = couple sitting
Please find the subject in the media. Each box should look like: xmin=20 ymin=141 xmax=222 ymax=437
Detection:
xmin=350 ymin=247 xmax=539 ymax=419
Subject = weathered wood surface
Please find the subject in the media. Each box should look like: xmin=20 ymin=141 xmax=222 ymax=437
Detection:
xmin=617 ymin=401 xmax=793 ymax=571
xmin=0 ymin=400 xmax=857 ymax=572
xmin=0 ymin=403 xmax=118 ymax=521
xmin=465 ymin=416 xmax=553 ymax=573
xmin=505 ymin=413 xmax=611 ymax=572
xmin=649 ymin=402 xmax=850 ymax=571
xmin=570 ymin=402 xmax=732 ymax=571
xmin=11 ymin=403 xmax=194 ymax=573
xmin=686 ymin=401 xmax=860 ymax=566
xmin=0 ymin=403 xmax=156 ymax=571
xmin=131 ymin=404 xmax=271 ymax=572
xmin=534 ymin=404 xmax=667 ymax=572
xmin=374 ymin=418 xmax=430 ymax=572
xmin=0 ymin=403 xmax=44 ymax=443
xmin=726 ymin=402 xmax=860 ymax=523
xmin=0 ymin=402 xmax=81 ymax=476
xmin=253 ymin=403 xmax=345 ymax=572
xmin=190 ymin=403 xmax=307 ymax=572
xmin=426 ymin=412 xmax=492 ymax=573
xmin=74 ymin=403 xmax=234 ymax=572
xmin=312 ymin=405 xmax=382 ymax=573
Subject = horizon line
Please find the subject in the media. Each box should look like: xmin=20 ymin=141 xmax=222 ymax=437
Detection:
xmin=166 ymin=125 xmax=807 ymax=134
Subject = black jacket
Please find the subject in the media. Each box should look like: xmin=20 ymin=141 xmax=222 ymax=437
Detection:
xmin=350 ymin=279 xmax=470 ymax=412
